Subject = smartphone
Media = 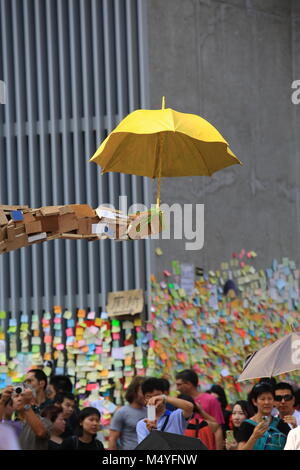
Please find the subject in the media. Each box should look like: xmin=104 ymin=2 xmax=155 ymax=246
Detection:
xmin=147 ymin=405 xmax=156 ymax=421
xmin=226 ymin=430 xmax=235 ymax=443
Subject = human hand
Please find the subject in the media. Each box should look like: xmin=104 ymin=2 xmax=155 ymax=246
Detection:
xmin=147 ymin=395 xmax=165 ymax=407
xmin=144 ymin=419 xmax=158 ymax=432
xmin=0 ymin=386 xmax=14 ymax=404
xmin=225 ymin=438 xmax=238 ymax=450
xmin=283 ymin=415 xmax=297 ymax=428
xmin=253 ymin=420 xmax=269 ymax=439
xmin=20 ymin=388 xmax=33 ymax=405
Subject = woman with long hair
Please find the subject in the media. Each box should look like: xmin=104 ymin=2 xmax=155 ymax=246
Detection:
xmin=225 ymin=400 xmax=251 ymax=450
xmin=41 ymin=405 xmax=66 ymax=449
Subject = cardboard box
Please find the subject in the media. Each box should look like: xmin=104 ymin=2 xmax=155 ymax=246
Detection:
xmin=7 ymin=225 xmax=16 ymax=241
xmin=0 ymin=210 xmax=8 ymax=226
xmin=58 ymin=213 xmax=79 ymax=232
xmin=40 ymin=206 xmax=61 ymax=216
xmin=58 ymin=205 xmax=74 ymax=215
xmin=6 ymin=233 xmax=28 ymax=251
xmin=77 ymin=218 xmax=92 ymax=235
xmin=38 ymin=215 xmax=59 ymax=233
xmin=25 ymin=220 xmax=42 ymax=234
xmin=69 ymin=204 xmax=96 ymax=218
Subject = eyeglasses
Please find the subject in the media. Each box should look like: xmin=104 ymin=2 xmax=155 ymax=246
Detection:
xmin=274 ymin=394 xmax=293 ymax=402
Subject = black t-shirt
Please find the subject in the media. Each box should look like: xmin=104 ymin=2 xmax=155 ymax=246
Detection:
xmin=48 ymin=440 xmax=62 ymax=450
xmin=236 ymin=418 xmax=291 ymax=443
xmin=59 ymin=436 xmax=104 ymax=450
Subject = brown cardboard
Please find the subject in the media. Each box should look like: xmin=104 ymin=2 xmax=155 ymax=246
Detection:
xmin=58 ymin=213 xmax=79 ymax=232
xmin=6 ymin=233 xmax=28 ymax=251
xmin=58 ymin=205 xmax=74 ymax=215
xmin=14 ymin=225 xmax=26 ymax=236
xmin=69 ymin=204 xmax=96 ymax=218
xmin=40 ymin=206 xmax=60 ymax=216
xmin=0 ymin=210 xmax=8 ymax=226
xmin=77 ymin=218 xmax=92 ymax=235
xmin=22 ymin=212 xmax=35 ymax=223
xmin=25 ymin=220 xmax=42 ymax=234
xmin=38 ymin=215 xmax=59 ymax=233
xmin=107 ymin=289 xmax=144 ymax=317
xmin=7 ymin=225 xmax=16 ymax=241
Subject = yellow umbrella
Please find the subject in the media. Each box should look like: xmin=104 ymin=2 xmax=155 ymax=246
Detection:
xmin=90 ymin=97 xmax=242 ymax=207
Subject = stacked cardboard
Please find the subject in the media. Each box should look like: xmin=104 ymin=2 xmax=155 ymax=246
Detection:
xmin=0 ymin=204 xmax=163 ymax=254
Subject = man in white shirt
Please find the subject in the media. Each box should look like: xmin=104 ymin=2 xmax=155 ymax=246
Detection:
xmin=274 ymin=382 xmax=300 ymax=429
xmin=284 ymin=427 xmax=300 ymax=450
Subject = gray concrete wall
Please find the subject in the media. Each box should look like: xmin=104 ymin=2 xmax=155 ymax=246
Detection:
xmin=146 ymin=0 xmax=300 ymax=275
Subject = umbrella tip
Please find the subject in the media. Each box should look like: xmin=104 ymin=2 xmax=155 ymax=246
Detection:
xmin=162 ymin=96 xmax=166 ymax=110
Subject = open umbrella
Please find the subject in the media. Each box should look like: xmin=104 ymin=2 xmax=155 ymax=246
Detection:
xmin=90 ymin=97 xmax=242 ymax=207
xmin=237 ymin=332 xmax=300 ymax=382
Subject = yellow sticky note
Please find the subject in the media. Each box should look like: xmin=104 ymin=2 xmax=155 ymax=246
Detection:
xmin=155 ymin=247 xmax=163 ymax=256
xmin=134 ymin=318 xmax=142 ymax=327
xmin=94 ymin=318 xmax=102 ymax=327
xmin=63 ymin=311 xmax=73 ymax=320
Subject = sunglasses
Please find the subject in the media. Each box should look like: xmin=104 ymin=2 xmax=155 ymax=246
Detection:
xmin=274 ymin=394 xmax=293 ymax=402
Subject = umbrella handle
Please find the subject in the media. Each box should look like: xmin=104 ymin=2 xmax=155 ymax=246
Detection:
xmin=156 ymin=135 xmax=163 ymax=209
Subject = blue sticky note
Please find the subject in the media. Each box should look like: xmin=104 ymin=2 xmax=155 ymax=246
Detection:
xmin=11 ymin=210 xmax=24 ymax=221
xmin=67 ymin=319 xmax=75 ymax=328
xmin=21 ymin=315 xmax=29 ymax=323
xmin=9 ymin=319 xmax=17 ymax=327
xmin=101 ymin=311 xmax=108 ymax=319
xmin=55 ymin=368 xmax=64 ymax=375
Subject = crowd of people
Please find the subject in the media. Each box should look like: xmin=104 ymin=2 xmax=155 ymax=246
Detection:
xmin=0 ymin=368 xmax=300 ymax=450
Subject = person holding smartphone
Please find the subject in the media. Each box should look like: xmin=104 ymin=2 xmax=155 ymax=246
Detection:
xmin=136 ymin=378 xmax=193 ymax=444
xmin=236 ymin=383 xmax=290 ymax=450
xmin=225 ymin=400 xmax=252 ymax=450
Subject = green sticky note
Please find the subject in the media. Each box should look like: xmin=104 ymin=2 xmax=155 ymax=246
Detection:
xmin=112 ymin=319 xmax=120 ymax=327
xmin=172 ymin=260 xmax=181 ymax=275
xmin=168 ymin=283 xmax=174 ymax=289
xmin=20 ymin=323 xmax=29 ymax=331
xmin=31 ymin=345 xmax=40 ymax=353
xmin=63 ymin=311 xmax=73 ymax=320
xmin=0 ymin=311 xmax=6 ymax=319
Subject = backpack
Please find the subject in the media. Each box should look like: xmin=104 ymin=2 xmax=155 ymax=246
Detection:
xmin=245 ymin=418 xmax=287 ymax=450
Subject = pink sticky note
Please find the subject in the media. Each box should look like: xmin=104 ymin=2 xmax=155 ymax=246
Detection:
xmin=135 ymin=327 xmax=141 ymax=332
xmin=95 ymin=346 xmax=103 ymax=354
xmin=150 ymin=340 xmax=155 ymax=348
xmin=79 ymin=340 xmax=86 ymax=347
xmin=146 ymin=323 xmax=153 ymax=331
xmin=112 ymin=333 xmax=120 ymax=340
xmin=163 ymin=270 xmax=171 ymax=277
xmin=66 ymin=328 xmax=73 ymax=337
xmin=56 ymin=344 xmax=64 ymax=350
xmin=86 ymin=384 xmax=98 ymax=391
xmin=54 ymin=317 xmax=61 ymax=324
xmin=44 ymin=335 xmax=52 ymax=344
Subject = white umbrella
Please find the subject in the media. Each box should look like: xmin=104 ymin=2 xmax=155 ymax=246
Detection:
xmin=237 ymin=332 xmax=300 ymax=382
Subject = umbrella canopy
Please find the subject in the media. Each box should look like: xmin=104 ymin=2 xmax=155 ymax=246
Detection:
xmin=135 ymin=430 xmax=208 ymax=450
xmin=237 ymin=332 xmax=300 ymax=382
xmin=90 ymin=97 xmax=242 ymax=206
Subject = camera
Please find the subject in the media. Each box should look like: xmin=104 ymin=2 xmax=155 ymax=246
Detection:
xmin=13 ymin=385 xmax=25 ymax=394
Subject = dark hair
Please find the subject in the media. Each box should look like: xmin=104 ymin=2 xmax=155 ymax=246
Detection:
xmin=209 ymin=385 xmax=228 ymax=410
xmin=177 ymin=394 xmax=197 ymax=413
xmin=274 ymin=382 xmax=294 ymax=395
xmin=248 ymin=383 xmax=275 ymax=412
xmin=231 ymin=400 xmax=252 ymax=438
xmin=28 ymin=369 xmax=48 ymax=390
xmin=159 ymin=378 xmax=170 ymax=393
xmin=76 ymin=407 xmax=101 ymax=437
xmin=50 ymin=375 xmax=73 ymax=394
xmin=259 ymin=377 xmax=277 ymax=390
xmin=125 ymin=376 xmax=145 ymax=404
xmin=54 ymin=392 xmax=75 ymax=405
xmin=175 ymin=370 xmax=198 ymax=388
xmin=232 ymin=400 xmax=252 ymax=419
xmin=141 ymin=378 xmax=164 ymax=395
xmin=294 ymin=389 xmax=300 ymax=407
xmin=41 ymin=405 xmax=63 ymax=423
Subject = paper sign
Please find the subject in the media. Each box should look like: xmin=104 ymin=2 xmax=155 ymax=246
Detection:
xmin=107 ymin=289 xmax=144 ymax=317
